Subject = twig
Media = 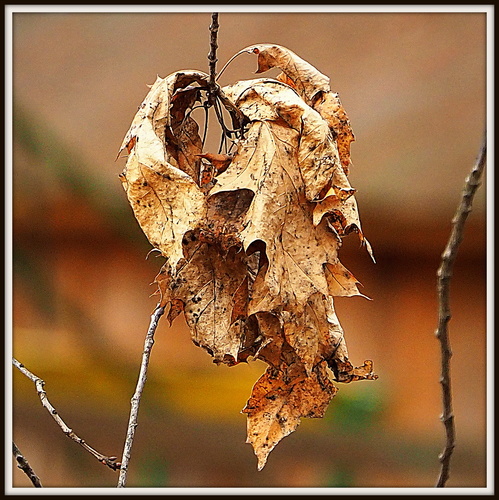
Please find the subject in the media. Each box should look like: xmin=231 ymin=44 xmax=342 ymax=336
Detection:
xmin=205 ymin=12 xmax=245 ymax=137
xmin=12 ymin=442 xmax=42 ymax=487
xmin=435 ymin=136 xmax=486 ymax=487
xmin=207 ymin=12 xmax=219 ymax=107
xmin=12 ymin=358 xmax=121 ymax=471
xmin=117 ymin=304 xmax=165 ymax=488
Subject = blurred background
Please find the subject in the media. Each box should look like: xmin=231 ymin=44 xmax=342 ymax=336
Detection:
xmin=10 ymin=10 xmax=487 ymax=489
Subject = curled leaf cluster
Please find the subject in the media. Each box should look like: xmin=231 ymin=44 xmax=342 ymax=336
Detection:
xmin=119 ymin=44 xmax=377 ymax=470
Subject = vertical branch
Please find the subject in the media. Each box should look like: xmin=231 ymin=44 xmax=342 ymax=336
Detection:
xmin=206 ymin=13 xmax=245 ymax=140
xmin=117 ymin=304 xmax=165 ymax=488
xmin=13 ymin=442 xmax=43 ymax=487
xmin=207 ymin=12 xmax=219 ymax=106
xmin=435 ymin=136 xmax=486 ymax=487
xmin=205 ymin=13 xmax=245 ymax=141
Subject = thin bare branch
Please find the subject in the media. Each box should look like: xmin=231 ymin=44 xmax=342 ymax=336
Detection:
xmin=12 ymin=357 xmax=121 ymax=471
xmin=12 ymin=442 xmax=42 ymax=487
xmin=117 ymin=304 xmax=165 ymax=488
xmin=435 ymin=136 xmax=486 ymax=487
xmin=206 ymin=13 xmax=245 ymax=137
xmin=207 ymin=13 xmax=219 ymax=107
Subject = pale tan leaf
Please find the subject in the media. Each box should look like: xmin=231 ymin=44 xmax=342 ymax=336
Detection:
xmin=312 ymin=91 xmax=356 ymax=172
xmin=210 ymin=81 xmax=351 ymax=316
xmin=283 ymin=292 xmax=351 ymax=374
xmin=119 ymin=71 xmax=209 ymax=172
xmin=240 ymin=43 xmax=330 ymax=103
xmin=119 ymin=71 xmax=211 ymax=272
xmin=219 ymin=79 xmax=341 ymax=202
xmin=120 ymin=155 xmax=205 ymax=273
xmin=315 ymin=188 xmax=376 ymax=262
xmin=212 ymin=120 xmax=334 ymax=313
xmin=325 ymin=261 xmax=367 ymax=298
xmin=314 ymin=187 xmax=359 ymax=227
xmin=240 ymin=44 xmax=355 ymax=172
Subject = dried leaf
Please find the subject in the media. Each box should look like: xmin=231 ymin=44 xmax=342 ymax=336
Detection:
xmin=216 ymin=79 xmax=340 ymax=202
xmin=331 ymin=359 xmax=378 ymax=383
xmin=315 ymin=190 xmax=376 ymax=263
xmin=119 ymin=46 xmax=377 ymax=471
xmin=238 ymin=43 xmax=356 ymax=171
xmin=157 ymin=239 xmax=249 ymax=363
xmin=313 ymin=91 xmax=356 ymax=173
xmin=118 ymin=71 xmax=210 ymax=273
xmin=244 ymin=43 xmax=330 ymax=102
xmin=243 ymin=361 xmax=337 ymax=471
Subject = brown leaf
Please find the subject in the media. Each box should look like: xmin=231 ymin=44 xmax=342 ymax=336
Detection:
xmin=119 ymin=157 xmax=205 ymax=275
xmin=243 ymin=361 xmax=336 ymax=471
xmin=331 ymin=359 xmax=379 ymax=383
xmin=283 ymin=292 xmax=352 ymax=374
xmin=217 ymin=79 xmax=340 ymax=202
xmin=312 ymin=91 xmax=356 ymax=172
xmin=119 ymin=47 xmax=377 ymax=471
xmin=197 ymin=153 xmax=233 ymax=189
xmin=243 ymin=44 xmax=330 ymax=103
xmin=157 ymin=239 xmax=249 ymax=363
xmin=210 ymin=82 xmax=347 ymax=314
xmin=207 ymin=72 xmax=374 ymax=465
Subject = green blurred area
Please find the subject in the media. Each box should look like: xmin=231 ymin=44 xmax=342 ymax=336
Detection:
xmin=10 ymin=10 xmax=487 ymax=490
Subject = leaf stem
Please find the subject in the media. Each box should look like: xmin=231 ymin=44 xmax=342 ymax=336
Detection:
xmin=434 ymin=135 xmax=486 ymax=487
xmin=215 ymin=47 xmax=248 ymax=83
xmin=117 ymin=304 xmax=165 ymax=488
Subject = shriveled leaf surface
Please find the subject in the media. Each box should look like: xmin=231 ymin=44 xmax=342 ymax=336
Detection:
xmin=119 ymin=45 xmax=377 ymax=470
xmin=118 ymin=71 xmax=209 ymax=275
xmin=238 ymin=43 xmax=356 ymax=172
xmin=243 ymin=360 xmax=337 ymax=471
xmin=157 ymin=238 xmax=250 ymax=363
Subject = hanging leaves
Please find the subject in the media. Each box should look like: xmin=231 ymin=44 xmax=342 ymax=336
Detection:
xmin=119 ymin=44 xmax=377 ymax=470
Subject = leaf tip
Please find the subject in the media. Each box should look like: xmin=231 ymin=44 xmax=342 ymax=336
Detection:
xmin=362 ymin=237 xmax=376 ymax=264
